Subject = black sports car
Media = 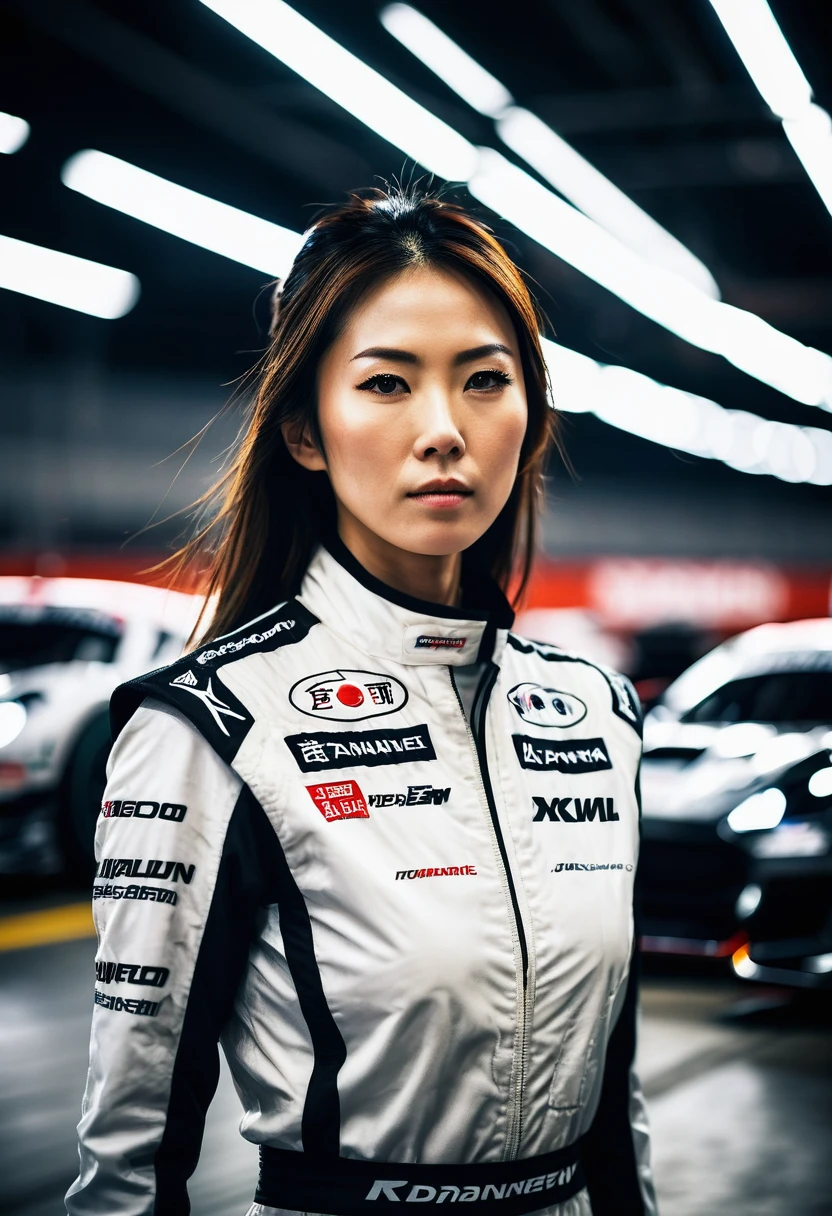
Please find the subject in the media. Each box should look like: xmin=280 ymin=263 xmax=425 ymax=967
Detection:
xmin=638 ymin=618 xmax=832 ymax=988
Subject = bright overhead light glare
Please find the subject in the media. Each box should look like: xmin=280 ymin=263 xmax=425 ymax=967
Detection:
xmin=469 ymin=148 xmax=832 ymax=409
xmin=0 ymin=233 xmax=139 ymax=319
xmin=543 ymin=334 xmax=832 ymax=486
xmin=726 ymin=787 xmax=787 ymax=833
xmin=496 ymin=107 xmax=718 ymax=298
xmin=709 ymin=0 xmax=832 ymax=223
xmin=62 ymin=150 xmax=305 ymax=277
xmin=381 ymin=3 xmax=718 ymax=297
xmin=198 ymin=0 xmax=477 ymax=182
xmin=707 ymin=0 xmax=811 ymax=120
xmin=783 ymin=104 xmax=832 ymax=216
xmin=380 ymin=3 xmax=513 ymax=118
xmin=62 ymin=166 xmax=831 ymax=480
xmin=196 ymin=0 xmax=832 ymax=412
xmin=0 ymin=111 xmax=30 ymax=155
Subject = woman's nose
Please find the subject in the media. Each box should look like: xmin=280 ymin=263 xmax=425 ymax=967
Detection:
xmin=414 ymin=395 xmax=466 ymax=459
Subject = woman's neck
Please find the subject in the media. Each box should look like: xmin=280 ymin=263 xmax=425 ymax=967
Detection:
xmin=336 ymin=512 xmax=462 ymax=608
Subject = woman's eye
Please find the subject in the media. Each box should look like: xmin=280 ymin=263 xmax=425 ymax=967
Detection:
xmin=467 ymin=369 xmax=512 ymax=392
xmin=358 ymin=373 xmax=408 ymax=396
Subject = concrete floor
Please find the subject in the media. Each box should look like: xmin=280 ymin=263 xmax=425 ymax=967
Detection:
xmin=1 ymin=929 xmax=830 ymax=1216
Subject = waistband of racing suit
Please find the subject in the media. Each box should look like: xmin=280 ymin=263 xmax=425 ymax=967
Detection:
xmin=255 ymin=1140 xmax=586 ymax=1214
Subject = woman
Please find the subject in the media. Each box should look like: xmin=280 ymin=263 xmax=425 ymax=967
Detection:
xmin=67 ymin=187 xmax=656 ymax=1216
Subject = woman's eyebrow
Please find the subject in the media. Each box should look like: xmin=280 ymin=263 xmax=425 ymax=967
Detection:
xmin=350 ymin=342 xmax=515 ymax=364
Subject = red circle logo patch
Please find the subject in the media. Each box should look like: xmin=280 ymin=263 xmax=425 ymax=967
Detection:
xmin=336 ymin=684 xmax=365 ymax=707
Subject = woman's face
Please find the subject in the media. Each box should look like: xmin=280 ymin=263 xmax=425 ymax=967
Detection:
xmin=309 ymin=265 xmax=529 ymax=564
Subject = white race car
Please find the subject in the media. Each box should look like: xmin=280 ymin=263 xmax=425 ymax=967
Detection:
xmin=0 ymin=577 xmax=201 ymax=877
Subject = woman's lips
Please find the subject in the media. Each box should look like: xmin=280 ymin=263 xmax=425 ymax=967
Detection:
xmin=408 ymin=490 xmax=473 ymax=508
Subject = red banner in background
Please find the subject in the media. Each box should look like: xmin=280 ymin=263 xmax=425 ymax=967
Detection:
xmin=523 ymin=559 xmax=830 ymax=631
xmin=1 ymin=552 xmax=829 ymax=632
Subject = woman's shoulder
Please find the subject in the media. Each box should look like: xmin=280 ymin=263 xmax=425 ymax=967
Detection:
xmin=108 ymin=695 xmax=225 ymax=772
xmin=110 ymin=598 xmax=316 ymax=754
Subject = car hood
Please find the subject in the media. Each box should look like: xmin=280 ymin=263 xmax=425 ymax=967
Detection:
xmin=641 ymin=720 xmax=832 ymax=822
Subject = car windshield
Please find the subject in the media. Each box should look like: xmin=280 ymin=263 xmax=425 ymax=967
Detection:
xmin=681 ymin=670 xmax=832 ymax=725
xmin=0 ymin=607 xmax=122 ymax=672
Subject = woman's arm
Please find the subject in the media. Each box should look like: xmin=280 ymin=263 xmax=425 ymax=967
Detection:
xmin=66 ymin=700 xmax=275 ymax=1216
xmin=581 ymin=947 xmax=658 ymax=1215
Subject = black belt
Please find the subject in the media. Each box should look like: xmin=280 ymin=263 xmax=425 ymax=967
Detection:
xmin=256 ymin=1141 xmax=586 ymax=1215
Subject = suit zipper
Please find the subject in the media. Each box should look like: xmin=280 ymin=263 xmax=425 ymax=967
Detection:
xmin=449 ymin=664 xmax=530 ymax=1158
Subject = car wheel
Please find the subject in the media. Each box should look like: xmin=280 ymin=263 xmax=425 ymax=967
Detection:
xmin=58 ymin=712 xmax=112 ymax=881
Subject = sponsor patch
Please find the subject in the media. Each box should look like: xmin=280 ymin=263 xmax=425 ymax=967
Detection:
xmin=93 ymin=884 xmax=178 ymax=904
xmin=369 ymin=785 xmax=451 ymax=807
xmin=552 ymin=861 xmax=633 ymax=872
xmin=532 ymin=796 xmax=619 ymax=823
xmin=507 ymin=682 xmax=587 ymax=729
xmin=365 ymin=1162 xmax=578 ymax=1203
xmin=414 ymin=635 xmax=467 ymax=650
xmin=306 ymin=780 xmax=370 ymax=822
xmin=95 ymin=961 xmax=169 ymax=987
xmin=395 ymin=865 xmax=477 ymax=879
xmin=100 ymin=799 xmax=187 ymax=823
xmin=285 ymin=725 xmax=436 ymax=773
xmin=94 ymin=990 xmax=160 ymax=1017
xmin=196 ymin=617 xmax=296 ymax=665
xmin=513 ymin=735 xmax=612 ymax=773
xmin=96 ymin=858 xmax=195 ymax=884
xmin=290 ymin=669 xmax=408 ymax=721
xmin=169 ymin=671 xmax=248 ymax=737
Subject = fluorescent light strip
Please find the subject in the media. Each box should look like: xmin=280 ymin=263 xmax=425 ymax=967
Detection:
xmin=708 ymin=0 xmax=832 ymax=218
xmin=0 ymin=233 xmax=139 ymax=319
xmin=468 ymin=148 xmax=832 ymax=410
xmin=197 ymin=0 xmax=832 ymax=414
xmin=545 ymin=339 xmax=832 ymax=485
xmin=198 ymin=0 xmax=476 ymax=182
xmin=62 ymin=150 xmax=305 ymax=275
xmin=380 ymin=3 xmax=718 ymax=298
xmin=59 ymin=152 xmax=832 ymax=485
xmin=0 ymin=111 xmax=29 ymax=155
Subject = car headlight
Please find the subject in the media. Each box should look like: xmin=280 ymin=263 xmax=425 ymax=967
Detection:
xmin=0 ymin=700 xmax=28 ymax=749
xmin=808 ymin=766 xmax=832 ymax=798
xmin=726 ymin=787 xmax=786 ymax=833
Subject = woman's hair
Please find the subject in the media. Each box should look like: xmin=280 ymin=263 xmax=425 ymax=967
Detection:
xmin=170 ymin=184 xmax=558 ymax=645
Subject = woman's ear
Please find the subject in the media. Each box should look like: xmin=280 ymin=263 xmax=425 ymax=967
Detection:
xmin=281 ymin=418 xmax=327 ymax=472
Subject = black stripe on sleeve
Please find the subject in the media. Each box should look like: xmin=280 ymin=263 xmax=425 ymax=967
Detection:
xmin=581 ymin=944 xmax=645 ymax=1216
xmin=153 ymin=782 xmax=348 ymax=1212
xmin=152 ymin=787 xmax=282 ymax=1214
xmin=270 ymin=818 xmax=348 ymax=1156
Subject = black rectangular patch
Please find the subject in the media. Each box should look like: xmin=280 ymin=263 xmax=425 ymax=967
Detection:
xmin=285 ymin=725 xmax=437 ymax=773
xmin=512 ymin=735 xmax=612 ymax=773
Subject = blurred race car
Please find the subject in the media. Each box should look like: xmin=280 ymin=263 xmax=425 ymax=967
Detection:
xmin=638 ymin=618 xmax=832 ymax=989
xmin=0 ymin=577 xmax=200 ymax=877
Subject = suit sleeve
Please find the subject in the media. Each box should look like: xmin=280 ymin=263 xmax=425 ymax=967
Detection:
xmin=581 ymin=946 xmax=658 ymax=1215
xmin=66 ymin=699 xmax=275 ymax=1216
xmin=582 ymin=744 xmax=657 ymax=1216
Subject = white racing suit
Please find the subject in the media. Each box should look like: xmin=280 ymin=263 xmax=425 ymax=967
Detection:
xmin=67 ymin=539 xmax=657 ymax=1216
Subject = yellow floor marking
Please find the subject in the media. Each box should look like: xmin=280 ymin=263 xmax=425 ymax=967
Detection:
xmin=0 ymin=902 xmax=94 ymax=952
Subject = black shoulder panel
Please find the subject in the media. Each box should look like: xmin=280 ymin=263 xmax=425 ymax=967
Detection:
xmin=506 ymin=633 xmax=643 ymax=739
xmin=110 ymin=600 xmax=319 ymax=764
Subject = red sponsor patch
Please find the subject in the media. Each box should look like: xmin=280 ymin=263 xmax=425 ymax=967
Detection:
xmin=305 ymin=780 xmax=370 ymax=822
